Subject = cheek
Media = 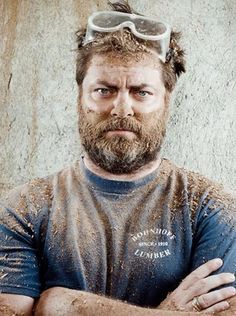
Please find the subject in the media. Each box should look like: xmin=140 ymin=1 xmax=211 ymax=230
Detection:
xmin=139 ymin=107 xmax=168 ymax=129
xmin=134 ymin=97 xmax=166 ymax=115
xmin=79 ymin=104 xmax=109 ymax=126
xmin=139 ymin=113 xmax=157 ymax=128
xmin=81 ymin=93 xmax=113 ymax=114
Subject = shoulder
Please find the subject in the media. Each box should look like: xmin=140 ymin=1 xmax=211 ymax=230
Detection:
xmin=159 ymin=159 xmax=235 ymax=220
xmin=1 ymin=161 xmax=82 ymax=218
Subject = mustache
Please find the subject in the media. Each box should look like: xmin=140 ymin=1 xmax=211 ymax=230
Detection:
xmin=96 ymin=118 xmax=143 ymax=136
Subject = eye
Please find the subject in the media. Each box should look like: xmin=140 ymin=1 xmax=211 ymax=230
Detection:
xmin=135 ymin=90 xmax=152 ymax=98
xmin=138 ymin=90 xmax=149 ymax=97
xmin=94 ymin=88 xmax=112 ymax=96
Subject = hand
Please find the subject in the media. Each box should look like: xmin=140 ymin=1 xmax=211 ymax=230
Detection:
xmin=158 ymin=258 xmax=236 ymax=314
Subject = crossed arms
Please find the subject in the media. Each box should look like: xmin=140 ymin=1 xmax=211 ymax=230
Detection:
xmin=0 ymin=259 xmax=235 ymax=316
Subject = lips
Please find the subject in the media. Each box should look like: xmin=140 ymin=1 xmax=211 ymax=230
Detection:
xmin=105 ymin=125 xmax=139 ymax=133
xmin=105 ymin=129 xmax=137 ymax=140
xmin=98 ymin=118 xmax=142 ymax=136
xmin=107 ymin=128 xmax=134 ymax=132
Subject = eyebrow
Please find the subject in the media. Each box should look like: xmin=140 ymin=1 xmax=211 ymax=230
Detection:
xmin=95 ymin=80 xmax=117 ymax=89
xmin=130 ymin=83 xmax=156 ymax=90
xmin=95 ymin=80 xmax=156 ymax=90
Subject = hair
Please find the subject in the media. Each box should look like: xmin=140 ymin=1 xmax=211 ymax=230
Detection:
xmin=75 ymin=1 xmax=186 ymax=93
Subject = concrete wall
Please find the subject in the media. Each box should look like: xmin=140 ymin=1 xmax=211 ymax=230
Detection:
xmin=0 ymin=0 xmax=235 ymax=197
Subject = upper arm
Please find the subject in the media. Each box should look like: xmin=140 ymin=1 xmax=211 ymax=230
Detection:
xmin=0 ymin=196 xmax=41 ymax=298
xmin=0 ymin=293 xmax=34 ymax=316
xmin=191 ymin=199 xmax=236 ymax=285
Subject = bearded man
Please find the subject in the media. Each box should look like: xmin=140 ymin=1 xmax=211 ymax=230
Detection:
xmin=0 ymin=2 xmax=235 ymax=316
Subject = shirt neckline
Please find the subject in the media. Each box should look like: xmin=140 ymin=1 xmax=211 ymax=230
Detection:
xmin=80 ymin=157 xmax=162 ymax=194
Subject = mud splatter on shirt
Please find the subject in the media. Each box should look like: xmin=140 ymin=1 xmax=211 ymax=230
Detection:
xmin=0 ymin=158 xmax=235 ymax=307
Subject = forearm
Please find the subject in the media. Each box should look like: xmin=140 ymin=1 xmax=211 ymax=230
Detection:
xmin=34 ymin=287 xmax=207 ymax=316
xmin=0 ymin=294 xmax=34 ymax=316
xmin=0 ymin=305 xmax=19 ymax=316
xmin=216 ymin=296 xmax=236 ymax=315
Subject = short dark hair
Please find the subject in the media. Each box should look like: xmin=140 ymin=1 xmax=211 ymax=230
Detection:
xmin=75 ymin=1 xmax=186 ymax=92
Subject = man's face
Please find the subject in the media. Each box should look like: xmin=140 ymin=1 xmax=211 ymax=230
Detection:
xmin=78 ymin=52 xmax=170 ymax=174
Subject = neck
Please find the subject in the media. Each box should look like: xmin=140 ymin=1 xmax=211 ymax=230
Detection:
xmin=83 ymin=155 xmax=162 ymax=181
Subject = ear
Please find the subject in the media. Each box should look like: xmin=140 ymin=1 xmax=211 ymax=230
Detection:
xmin=164 ymin=91 xmax=171 ymax=104
xmin=77 ymin=87 xmax=83 ymax=110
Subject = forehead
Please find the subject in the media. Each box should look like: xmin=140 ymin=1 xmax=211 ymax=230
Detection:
xmin=84 ymin=52 xmax=163 ymax=87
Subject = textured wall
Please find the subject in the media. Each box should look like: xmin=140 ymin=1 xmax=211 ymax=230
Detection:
xmin=0 ymin=0 xmax=235 ymax=197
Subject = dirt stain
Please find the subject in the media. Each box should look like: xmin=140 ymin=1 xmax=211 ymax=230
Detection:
xmin=27 ymin=65 xmax=39 ymax=174
xmin=0 ymin=0 xmax=19 ymax=106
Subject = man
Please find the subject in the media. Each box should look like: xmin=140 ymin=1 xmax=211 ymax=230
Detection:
xmin=0 ymin=1 xmax=235 ymax=315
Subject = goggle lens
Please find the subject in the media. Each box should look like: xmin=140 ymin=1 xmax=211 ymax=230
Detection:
xmin=84 ymin=12 xmax=171 ymax=62
xmin=93 ymin=13 xmax=128 ymax=28
xmin=93 ymin=13 xmax=167 ymax=37
xmin=133 ymin=19 xmax=167 ymax=36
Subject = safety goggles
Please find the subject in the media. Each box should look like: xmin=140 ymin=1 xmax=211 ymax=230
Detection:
xmin=83 ymin=11 xmax=171 ymax=63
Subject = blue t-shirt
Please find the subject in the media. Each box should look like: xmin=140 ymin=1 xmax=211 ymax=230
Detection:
xmin=0 ymin=158 xmax=235 ymax=307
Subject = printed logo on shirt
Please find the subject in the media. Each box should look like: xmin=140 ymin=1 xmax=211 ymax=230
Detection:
xmin=131 ymin=228 xmax=176 ymax=260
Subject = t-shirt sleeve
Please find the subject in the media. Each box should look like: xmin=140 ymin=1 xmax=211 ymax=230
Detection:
xmin=190 ymin=196 xmax=236 ymax=287
xmin=0 ymin=188 xmax=41 ymax=298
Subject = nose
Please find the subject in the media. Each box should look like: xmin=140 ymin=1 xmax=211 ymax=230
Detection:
xmin=110 ymin=91 xmax=134 ymax=117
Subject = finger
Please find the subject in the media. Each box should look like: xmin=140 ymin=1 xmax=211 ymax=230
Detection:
xmin=203 ymin=300 xmax=230 ymax=314
xmin=180 ymin=258 xmax=223 ymax=290
xmin=186 ymin=273 xmax=236 ymax=299
xmin=186 ymin=287 xmax=236 ymax=310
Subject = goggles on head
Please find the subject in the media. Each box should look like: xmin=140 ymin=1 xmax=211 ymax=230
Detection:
xmin=83 ymin=11 xmax=171 ymax=63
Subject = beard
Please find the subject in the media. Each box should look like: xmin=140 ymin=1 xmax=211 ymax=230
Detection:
xmin=78 ymin=106 xmax=168 ymax=174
